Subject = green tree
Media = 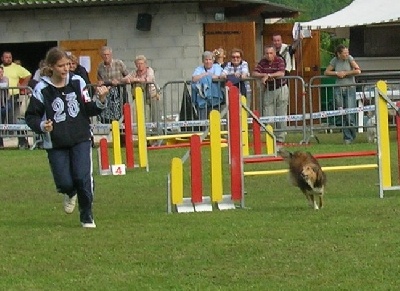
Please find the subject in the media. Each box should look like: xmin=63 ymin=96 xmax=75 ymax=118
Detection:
xmin=271 ymin=0 xmax=353 ymax=65
xmin=270 ymin=0 xmax=353 ymax=21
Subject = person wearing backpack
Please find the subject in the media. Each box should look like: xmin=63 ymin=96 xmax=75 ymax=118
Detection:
xmin=272 ymin=33 xmax=296 ymax=76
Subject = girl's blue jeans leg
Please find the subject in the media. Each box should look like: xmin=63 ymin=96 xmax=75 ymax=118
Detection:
xmin=47 ymin=140 xmax=94 ymax=223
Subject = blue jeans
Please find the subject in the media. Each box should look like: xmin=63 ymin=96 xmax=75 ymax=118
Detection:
xmin=0 ymin=102 xmax=12 ymax=146
xmin=1 ymin=101 xmax=12 ymax=123
xmin=47 ymin=140 xmax=94 ymax=223
xmin=334 ymin=86 xmax=357 ymax=142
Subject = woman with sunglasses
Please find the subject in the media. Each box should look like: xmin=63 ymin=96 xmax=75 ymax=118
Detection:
xmin=220 ymin=48 xmax=251 ymax=103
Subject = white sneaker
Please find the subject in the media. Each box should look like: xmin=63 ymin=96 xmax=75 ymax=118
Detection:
xmin=81 ymin=221 xmax=96 ymax=228
xmin=63 ymin=194 xmax=77 ymax=214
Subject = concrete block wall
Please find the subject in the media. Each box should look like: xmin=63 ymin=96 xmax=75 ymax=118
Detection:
xmin=0 ymin=3 xmax=264 ymax=116
xmin=0 ymin=3 xmax=206 ymax=88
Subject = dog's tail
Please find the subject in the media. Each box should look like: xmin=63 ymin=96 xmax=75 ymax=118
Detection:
xmin=277 ymin=148 xmax=292 ymax=162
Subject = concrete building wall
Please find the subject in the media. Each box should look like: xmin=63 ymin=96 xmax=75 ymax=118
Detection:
xmin=0 ymin=4 xmax=211 ymax=86
xmin=0 ymin=3 xmax=267 ymax=116
xmin=0 ymin=3 xmax=266 ymax=86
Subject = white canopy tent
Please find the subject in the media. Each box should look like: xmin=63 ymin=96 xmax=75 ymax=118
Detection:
xmin=296 ymin=0 xmax=400 ymax=38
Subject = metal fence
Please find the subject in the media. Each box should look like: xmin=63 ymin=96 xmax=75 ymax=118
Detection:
xmin=307 ymin=72 xmax=400 ymax=143
xmin=1 ymin=72 xmax=400 ymax=148
xmin=0 ymin=86 xmax=34 ymax=148
xmin=254 ymin=75 xmax=307 ymax=142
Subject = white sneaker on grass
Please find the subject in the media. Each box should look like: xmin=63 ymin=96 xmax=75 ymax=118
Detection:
xmin=63 ymin=194 xmax=77 ymax=214
xmin=81 ymin=221 xmax=96 ymax=228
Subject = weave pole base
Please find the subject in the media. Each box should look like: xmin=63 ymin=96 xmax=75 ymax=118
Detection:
xmin=176 ymin=197 xmax=195 ymax=213
xmin=216 ymin=194 xmax=236 ymax=210
xmin=193 ymin=196 xmax=213 ymax=212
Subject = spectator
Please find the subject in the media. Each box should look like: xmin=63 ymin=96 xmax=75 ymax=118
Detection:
xmin=96 ymin=46 xmax=129 ymax=124
xmin=32 ymin=59 xmax=45 ymax=82
xmin=122 ymin=55 xmax=160 ymax=129
xmin=213 ymin=47 xmax=227 ymax=69
xmin=69 ymin=54 xmax=90 ymax=85
xmin=1 ymin=51 xmax=32 ymax=149
xmin=191 ymin=51 xmax=224 ymax=120
xmin=0 ymin=66 xmax=10 ymax=149
xmin=252 ymin=45 xmax=287 ymax=143
xmin=272 ymin=33 xmax=296 ymax=75
xmin=325 ymin=44 xmax=361 ymax=144
xmin=220 ymin=48 xmax=251 ymax=105
xmin=25 ymin=47 xmax=109 ymax=228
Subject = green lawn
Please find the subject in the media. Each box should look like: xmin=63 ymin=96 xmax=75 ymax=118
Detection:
xmin=1 ymin=132 xmax=400 ymax=290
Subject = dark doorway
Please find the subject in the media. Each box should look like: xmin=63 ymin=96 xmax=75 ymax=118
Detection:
xmin=0 ymin=41 xmax=57 ymax=74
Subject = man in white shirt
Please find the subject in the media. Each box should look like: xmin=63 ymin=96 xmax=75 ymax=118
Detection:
xmin=272 ymin=33 xmax=296 ymax=75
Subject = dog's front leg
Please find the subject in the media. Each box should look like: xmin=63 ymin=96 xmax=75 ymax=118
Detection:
xmin=303 ymin=191 xmax=313 ymax=208
xmin=312 ymin=195 xmax=319 ymax=210
xmin=318 ymin=192 xmax=324 ymax=209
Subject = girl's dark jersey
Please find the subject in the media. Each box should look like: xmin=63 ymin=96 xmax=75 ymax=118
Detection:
xmin=25 ymin=74 xmax=103 ymax=149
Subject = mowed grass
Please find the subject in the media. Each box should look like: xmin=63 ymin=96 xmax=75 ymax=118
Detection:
xmin=1 ymin=131 xmax=400 ymax=290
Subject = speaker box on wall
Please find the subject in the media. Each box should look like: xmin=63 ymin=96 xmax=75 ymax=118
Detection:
xmin=136 ymin=13 xmax=152 ymax=31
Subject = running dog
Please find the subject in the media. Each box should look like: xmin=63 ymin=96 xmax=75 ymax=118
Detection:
xmin=278 ymin=149 xmax=327 ymax=210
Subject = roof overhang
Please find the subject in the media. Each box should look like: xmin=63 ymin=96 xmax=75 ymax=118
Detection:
xmin=0 ymin=0 xmax=300 ymax=19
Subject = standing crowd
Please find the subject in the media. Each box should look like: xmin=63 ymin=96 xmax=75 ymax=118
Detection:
xmin=1 ymin=37 xmax=361 ymax=148
xmin=190 ymin=34 xmax=299 ymax=144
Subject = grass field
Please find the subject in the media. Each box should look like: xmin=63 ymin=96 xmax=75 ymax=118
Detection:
xmin=1 ymin=131 xmax=400 ymax=290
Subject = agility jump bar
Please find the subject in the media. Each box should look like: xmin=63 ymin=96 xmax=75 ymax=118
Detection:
xmin=243 ymin=150 xmax=377 ymax=164
xmin=244 ymin=163 xmax=379 ymax=177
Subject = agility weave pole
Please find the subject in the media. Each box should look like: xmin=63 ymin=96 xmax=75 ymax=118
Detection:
xmin=167 ymin=111 xmax=239 ymax=213
xmin=97 ymin=120 xmax=128 ymax=175
xmin=98 ymin=90 xmax=149 ymax=174
xmin=240 ymin=100 xmax=276 ymax=157
xmin=376 ymin=81 xmax=400 ymax=197
xmin=134 ymin=87 xmax=149 ymax=170
xmin=233 ymin=81 xmax=400 ymax=199
xmin=97 ymin=119 xmax=132 ymax=175
xmin=167 ymin=85 xmax=247 ymax=213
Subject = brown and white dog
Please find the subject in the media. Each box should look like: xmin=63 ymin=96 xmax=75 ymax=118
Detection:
xmin=278 ymin=149 xmax=327 ymax=210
